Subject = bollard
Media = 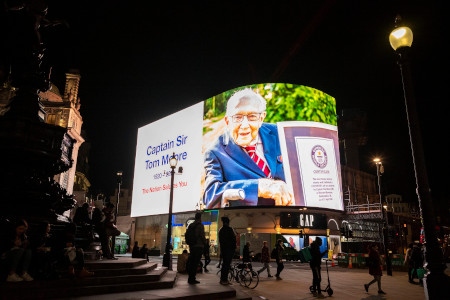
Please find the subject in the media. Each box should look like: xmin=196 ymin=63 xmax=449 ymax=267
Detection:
xmin=348 ymin=255 xmax=353 ymax=268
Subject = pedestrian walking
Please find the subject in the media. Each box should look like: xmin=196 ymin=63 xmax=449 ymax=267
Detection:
xmin=274 ymin=239 xmax=284 ymax=280
xmin=257 ymin=241 xmax=272 ymax=277
xmin=310 ymin=237 xmax=328 ymax=298
xmin=364 ymin=244 xmax=386 ymax=295
xmin=218 ymin=216 xmax=236 ymax=285
xmin=242 ymin=241 xmax=254 ymax=271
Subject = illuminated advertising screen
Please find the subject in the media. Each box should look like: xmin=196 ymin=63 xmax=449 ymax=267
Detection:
xmin=131 ymin=83 xmax=343 ymax=217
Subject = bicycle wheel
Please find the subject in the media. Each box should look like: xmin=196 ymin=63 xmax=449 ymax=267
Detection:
xmin=237 ymin=268 xmax=252 ymax=288
xmin=246 ymin=269 xmax=259 ymax=289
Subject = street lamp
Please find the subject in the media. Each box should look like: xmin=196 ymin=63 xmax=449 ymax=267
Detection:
xmin=389 ymin=15 xmax=449 ymax=298
xmin=373 ymin=158 xmax=392 ymax=275
xmin=162 ymin=153 xmax=177 ymax=270
xmin=112 ymin=171 xmax=122 ymax=255
xmin=116 ymin=171 xmax=122 ymax=218
xmin=373 ymin=158 xmax=384 ymax=206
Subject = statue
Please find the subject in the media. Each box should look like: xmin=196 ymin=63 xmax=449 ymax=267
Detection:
xmin=0 ymin=0 xmax=76 ymax=223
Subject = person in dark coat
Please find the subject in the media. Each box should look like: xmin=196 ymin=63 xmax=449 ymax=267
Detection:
xmin=242 ymin=242 xmax=252 ymax=263
xmin=242 ymin=241 xmax=253 ymax=270
xmin=91 ymin=200 xmax=110 ymax=259
xmin=410 ymin=243 xmax=424 ymax=285
xmin=73 ymin=202 xmax=93 ymax=244
xmin=257 ymin=241 xmax=272 ymax=277
xmin=364 ymin=244 xmax=385 ymax=294
xmin=187 ymin=212 xmax=206 ymax=284
xmin=218 ymin=216 xmax=236 ymax=285
xmin=132 ymin=241 xmax=140 ymax=258
xmin=73 ymin=203 xmax=91 ymax=227
xmin=309 ymin=237 xmax=328 ymax=298
xmin=139 ymin=243 xmax=149 ymax=262
xmin=274 ymin=238 xmax=285 ymax=280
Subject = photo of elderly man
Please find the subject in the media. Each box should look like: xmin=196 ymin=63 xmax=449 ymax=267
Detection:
xmin=203 ymin=88 xmax=293 ymax=208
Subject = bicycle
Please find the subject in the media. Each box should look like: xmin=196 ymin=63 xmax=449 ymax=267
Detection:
xmin=216 ymin=261 xmax=259 ymax=289
xmin=238 ymin=262 xmax=259 ymax=289
xmin=216 ymin=261 xmax=242 ymax=285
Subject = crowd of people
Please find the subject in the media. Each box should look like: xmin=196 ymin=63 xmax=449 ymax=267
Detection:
xmin=91 ymin=201 xmax=118 ymax=260
xmin=0 ymin=217 xmax=94 ymax=283
xmin=0 ymin=200 xmax=122 ymax=283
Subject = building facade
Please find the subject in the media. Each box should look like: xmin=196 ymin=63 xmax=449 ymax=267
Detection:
xmin=39 ymin=72 xmax=85 ymax=196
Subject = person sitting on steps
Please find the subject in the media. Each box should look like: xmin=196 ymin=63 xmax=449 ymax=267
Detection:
xmin=2 ymin=218 xmax=34 ymax=282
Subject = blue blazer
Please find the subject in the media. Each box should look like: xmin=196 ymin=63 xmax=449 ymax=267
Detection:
xmin=203 ymin=123 xmax=285 ymax=208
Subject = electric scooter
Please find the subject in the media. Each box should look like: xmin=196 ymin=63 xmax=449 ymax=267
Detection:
xmin=309 ymin=259 xmax=333 ymax=296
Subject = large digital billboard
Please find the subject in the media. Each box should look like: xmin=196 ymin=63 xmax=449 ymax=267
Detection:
xmin=131 ymin=83 xmax=343 ymax=217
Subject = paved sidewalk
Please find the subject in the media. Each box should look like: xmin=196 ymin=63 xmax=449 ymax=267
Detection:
xmin=230 ymin=262 xmax=432 ymax=300
xmin=75 ymin=257 xmax=449 ymax=300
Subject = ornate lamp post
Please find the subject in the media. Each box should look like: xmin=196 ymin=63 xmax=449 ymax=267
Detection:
xmin=389 ymin=15 xmax=449 ymax=298
xmin=162 ymin=153 xmax=178 ymax=270
xmin=116 ymin=171 xmax=122 ymax=219
xmin=112 ymin=171 xmax=122 ymax=254
xmin=373 ymin=158 xmax=392 ymax=275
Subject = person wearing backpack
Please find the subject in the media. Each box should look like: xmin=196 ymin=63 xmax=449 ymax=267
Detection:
xmin=186 ymin=212 xmax=206 ymax=285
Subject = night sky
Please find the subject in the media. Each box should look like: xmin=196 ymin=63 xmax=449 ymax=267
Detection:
xmin=37 ymin=1 xmax=447 ymax=213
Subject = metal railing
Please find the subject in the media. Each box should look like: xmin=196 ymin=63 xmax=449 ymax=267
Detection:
xmin=346 ymin=202 xmax=382 ymax=213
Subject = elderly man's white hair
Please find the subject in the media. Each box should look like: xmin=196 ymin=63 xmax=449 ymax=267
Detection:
xmin=226 ymin=88 xmax=266 ymax=116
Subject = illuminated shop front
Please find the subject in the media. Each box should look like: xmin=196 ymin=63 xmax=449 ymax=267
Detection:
xmin=133 ymin=207 xmax=343 ymax=259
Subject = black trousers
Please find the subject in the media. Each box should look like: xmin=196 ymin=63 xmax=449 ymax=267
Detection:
xmin=311 ymin=265 xmax=322 ymax=292
xmin=187 ymin=246 xmax=203 ymax=282
xmin=220 ymin=249 xmax=234 ymax=282
xmin=276 ymin=260 xmax=284 ymax=276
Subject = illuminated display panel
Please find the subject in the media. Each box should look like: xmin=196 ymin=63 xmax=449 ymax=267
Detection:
xmin=131 ymin=83 xmax=343 ymax=217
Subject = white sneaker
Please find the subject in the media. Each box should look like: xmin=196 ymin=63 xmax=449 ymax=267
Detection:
xmin=21 ymin=272 xmax=34 ymax=281
xmin=7 ymin=273 xmax=23 ymax=282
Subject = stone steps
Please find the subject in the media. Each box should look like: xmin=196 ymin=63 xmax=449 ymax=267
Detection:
xmin=0 ymin=257 xmax=254 ymax=300
xmin=0 ymin=258 xmax=174 ymax=300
